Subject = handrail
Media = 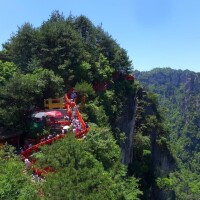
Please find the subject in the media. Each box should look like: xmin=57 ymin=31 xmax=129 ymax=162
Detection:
xmin=21 ymin=90 xmax=90 ymax=176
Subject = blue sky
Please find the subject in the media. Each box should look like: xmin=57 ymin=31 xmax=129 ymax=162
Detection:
xmin=0 ymin=0 xmax=200 ymax=72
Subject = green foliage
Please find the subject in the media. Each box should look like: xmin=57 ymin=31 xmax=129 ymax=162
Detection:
xmin=36 ymin=134 xmax=142 ymax=200
xmin=170 ymin=170 xmax=200 ymax=200
xmin=85 ymin=127 xmax=122 ymax=172
xmin=32 ymin=68 xmax=64 ymax=99
xmin=128 ymin=84 xmax=175 ymax=198
xmin=84 ymin=99 xmax=108 ymax=127
xmin=74 ymin=81 xmax=95 ymax=97
xmin=0 ymin=10 xmax=133 ymax=129
xmin=136 ymin=67 xmax=200 ymax=199
xmin=0 ymin=60 xmax=17 ymax=85
xmin=0 ymin=69 xmax=64 ymax=127
xmin=0 ymin=144 xmax=37 ymax=200
xmin=94 ymin=53 xmax=114 ymax=82
xmin=74 ymin=15 xmax=95 ymax=42
xmin=122 ymin=178 xmax=143 ymax=200
xmin=1 ymin=11 xmax=132 ymax=86
xmin=0 ymin=11 xmax=142 ymax=200
xmin=78 ymin=61 xmax=93 ymax=81
xmin=133 ymin=133 xmax=151 ymax=159
xmin=156 ymin=177 xmax=173 ymax=190
xmin=0 ymin=73 xmax=44 ymax=127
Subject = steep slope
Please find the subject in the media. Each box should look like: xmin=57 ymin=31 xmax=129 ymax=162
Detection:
xmin=134 ymin=68 xmax=200 ymax=199
xmin=0 ymin=12 xmax=142 ymax=199
xmin=0 ymin=11 xmax=190 ymax=199
xmin=118 ymin=82 xmax=175 ymax=199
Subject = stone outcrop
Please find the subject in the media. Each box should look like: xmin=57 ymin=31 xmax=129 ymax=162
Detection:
xmin=118 ymin=91 xmax=137 ymax=165
xmin=118 ymin=83 xmax=175 ymax=199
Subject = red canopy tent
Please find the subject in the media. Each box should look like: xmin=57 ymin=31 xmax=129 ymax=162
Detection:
xmin=45 ymin=111 xmax=63 ymax=118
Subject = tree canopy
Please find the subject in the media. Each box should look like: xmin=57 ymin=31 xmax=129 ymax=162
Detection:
xmin=0 ymin=11 xmax=144 ymax=200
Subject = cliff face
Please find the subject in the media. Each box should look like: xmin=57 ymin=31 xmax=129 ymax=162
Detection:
xmin=118 ymin=83 xmax=175 ymax=199
xmin=134 ymin=68 xmax=200 ymax=157
xmin=134 ymin=68 xmax=200 ymax=199
xmin=118 ymin=90 xmax=136 ymax=165
xmin=135 ymin=68 xmax=200 ymax=97
xmin=143 ymin=92 xmax=175 ymax=176
xmin=135 ymin=68 xmax=193 ymax=86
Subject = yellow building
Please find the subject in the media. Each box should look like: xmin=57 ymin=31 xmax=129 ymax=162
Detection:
xmin=44 ymin=98 xmax=65 ymax=109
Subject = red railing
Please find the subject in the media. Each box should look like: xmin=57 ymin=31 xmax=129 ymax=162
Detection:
xmin=21 ymin=91 xmax=90 ymax=176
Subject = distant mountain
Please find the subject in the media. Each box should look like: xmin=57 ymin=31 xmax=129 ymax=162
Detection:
xmin=134 ymin=68 xmax=200 ymax=199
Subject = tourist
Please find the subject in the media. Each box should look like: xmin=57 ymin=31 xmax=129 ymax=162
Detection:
xmin=70 ymin=90 xmax=77 ymax=101
xmin=24 ymin=158 xmax=31 ymax=169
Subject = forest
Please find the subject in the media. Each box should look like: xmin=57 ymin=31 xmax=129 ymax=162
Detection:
xmin=0 ymin=11 xmax=142 ymax=200
xmin=135 ymin=68 xmax=200 ymax=199
xmin=0 ymin=11 xmax=199 ymax=200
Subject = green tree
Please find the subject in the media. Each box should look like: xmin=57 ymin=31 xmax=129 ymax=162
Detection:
xmin=2 ymin=23 xmax=37 ymax=72
xmin=35 ymin=133 xmax=142 ymax=200
xmin=32 ymin=68 xmax=64 ymax=100
xmin=36 ymin=134 xmax=121 ymax=199
xmin=0 ymin=69 xmax=64 ymax=127
xmin=135 ymin=67 xmax=200 ymax=199
xmin=0 ymin=60 xmax=17 ymax=85
xmin=74 ymin=81 xmax=95 ymax=97
xmin=94 ymin=53 xmax=114 ymax=82
xmin=0 ymin=73 xmax=43 ymax=127
xmin=85 ymin=127 xmax=122 ymax=172
xmin=0 ymin=144 xmax=37 ymax=200
xmin=83 ymin=100 xmax=108 ymax=126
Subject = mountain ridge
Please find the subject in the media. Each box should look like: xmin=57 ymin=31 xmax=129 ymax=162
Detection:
xmin=134 ymin=67 xmax=200 ymax=199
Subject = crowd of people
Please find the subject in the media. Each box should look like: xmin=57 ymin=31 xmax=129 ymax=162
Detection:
xmin=20 ymin=90 xmax=90 ymax=180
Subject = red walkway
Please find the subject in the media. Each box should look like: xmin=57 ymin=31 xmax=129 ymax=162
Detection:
xmin=21 ymin=92 xmax=90 ymax=176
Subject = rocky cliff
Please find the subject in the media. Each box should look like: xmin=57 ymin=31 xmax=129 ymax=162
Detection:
xmin=118 ymin=90 xmax=136 ymax=164
xmin=118 ymin=81 xmax=175 ymax=199
xmin=134 ymin=68 xmax=200 ymax=156
xmin=134 ymin=67 xmax=200 ymax=199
